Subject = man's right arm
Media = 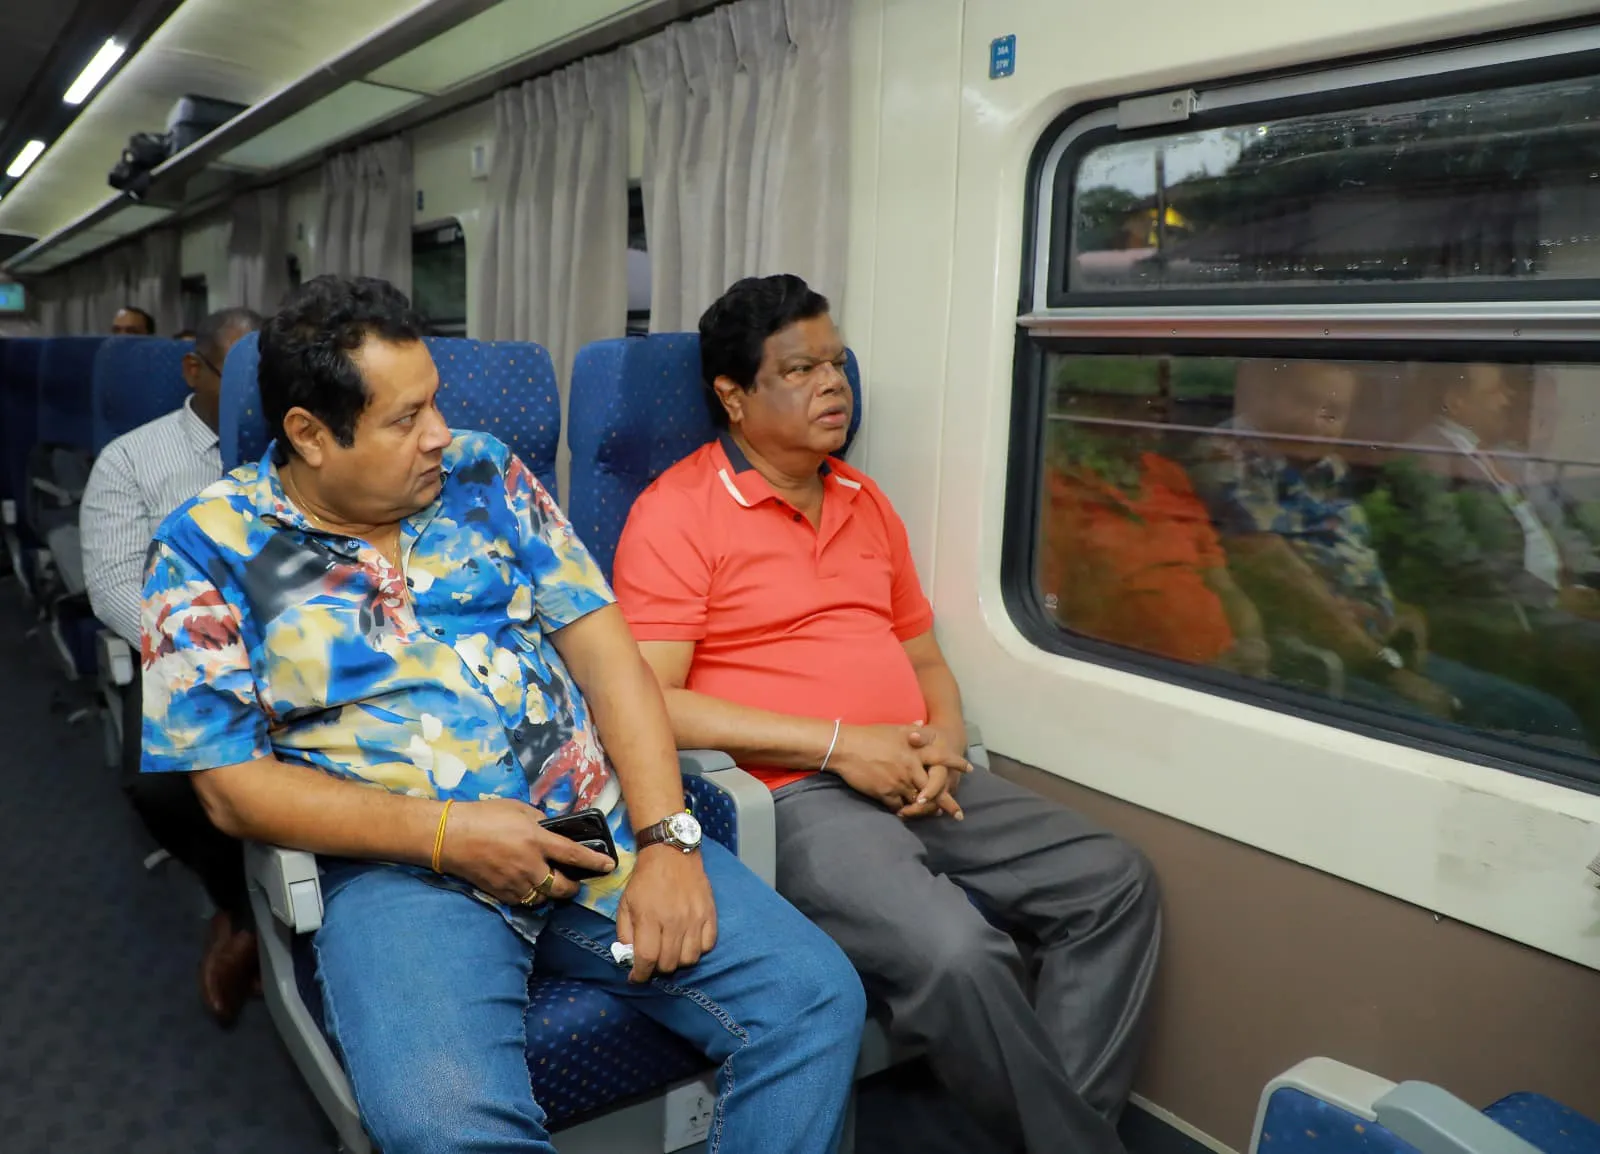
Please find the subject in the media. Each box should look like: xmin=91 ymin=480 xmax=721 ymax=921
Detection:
xmin=81 ymin=445 xmax=148 ymax=646
xmin=141 ymin=541 xmax=609 ymax=904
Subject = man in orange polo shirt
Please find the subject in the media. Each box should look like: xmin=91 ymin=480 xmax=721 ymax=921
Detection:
xmin=613 ymin=275 xmax=1161 ymax=1154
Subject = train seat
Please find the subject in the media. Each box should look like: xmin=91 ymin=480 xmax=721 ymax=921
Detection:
xmin=2 ymin=339 xmax=46 ymax=603
xmin=566 ymin=332 xmax=861 ymax=580
xmin=220 ymin=332 xmax=768 ymax=1154
xmin=90 ymin=337 xmax=194 ymax=763
xmin=1250 ymin=1058 xmax=1600 ymax=1154
xmin=33 ymin=336 xmax=105 ymax=680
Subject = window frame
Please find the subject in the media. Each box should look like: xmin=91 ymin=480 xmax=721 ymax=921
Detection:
xmin=1008 ymin=21 xmax=1600 ymax=795
xmin=412 ymin=218 xmax=468 ymax=338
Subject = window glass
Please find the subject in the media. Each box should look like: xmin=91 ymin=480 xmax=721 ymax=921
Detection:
xmin=412 ymin=222 xmax=466 ymax=336
xmin=1068 ymin=74 xmax=1600 ymax=293
xmin=1038 ymin=352 xmax=1600 ymax=769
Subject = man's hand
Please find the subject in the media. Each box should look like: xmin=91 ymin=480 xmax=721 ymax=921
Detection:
xmin=438 ymin=798 xmax=616 ymax=905
xmin=616 ymin=846 xmax=718 ymax=984
xmin=1390 ymin=603 xmax=1431 ymax=671
xmin=829 ymin=724 xmax=936 ymax=810
xmin=1387 ymin=669 xmax=1458 ymax=718
xmin=896 ymin=725 xmax=970 ymax=821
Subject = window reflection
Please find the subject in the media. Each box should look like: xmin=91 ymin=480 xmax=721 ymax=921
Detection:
xmin=1070 ymin=75 xmax=1600 ymax=291
xmin=1038 ymin=353 xmax=1600 ymax=760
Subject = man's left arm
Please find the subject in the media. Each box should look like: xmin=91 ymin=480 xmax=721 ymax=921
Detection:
xmin=511 ymin=454 xmax=716 ymax=983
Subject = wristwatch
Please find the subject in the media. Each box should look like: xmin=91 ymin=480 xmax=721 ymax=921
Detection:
xmin=636 ymin=810 xmax=703 ymax=854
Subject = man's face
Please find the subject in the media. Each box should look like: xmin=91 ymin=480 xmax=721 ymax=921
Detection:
xmin=111 ymin=309 xmax=152 ymax=336
xmin=297 ymin=337 xmax=453 ymax=522
xmin=183 ymin=325 xmax=251 ymax=413
xmin=1263 ymin=364 xmax=1357 ymax=448
xmin=1446 ymin=364 xmax=1513 ymax=444
xmin=718 ymin=313 xmax=851 ymax=461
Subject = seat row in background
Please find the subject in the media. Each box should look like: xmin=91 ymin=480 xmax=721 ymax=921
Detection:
xmin=0 ymin=328 xmax=1582 ymax=1154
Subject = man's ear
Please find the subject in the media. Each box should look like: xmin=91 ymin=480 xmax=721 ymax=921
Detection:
xmin=281 ymin=408 xmax=327 ymax=466
xmin=714 ymin=376 xmax=746 ymax=426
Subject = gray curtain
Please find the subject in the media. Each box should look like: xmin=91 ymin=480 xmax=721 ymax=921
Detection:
xmin=475 ymin=50 xmax=630 ymax=498
xmin=630 ymin=0 xmax=852 ymax=331
xmin=228 ymin=186 xmax=291 ymax=313
xmin=33 ymin=229 xmax=181 ymax=335
xmin=315 ymin=137 xmax=414 ymax=294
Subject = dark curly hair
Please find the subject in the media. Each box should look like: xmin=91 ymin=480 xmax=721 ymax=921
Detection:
xmin=258 ymin=275 xmax=426 ymax=464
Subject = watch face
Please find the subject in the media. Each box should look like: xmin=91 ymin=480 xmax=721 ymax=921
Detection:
xmin=666 ymin=811 xmax=702 ymax=847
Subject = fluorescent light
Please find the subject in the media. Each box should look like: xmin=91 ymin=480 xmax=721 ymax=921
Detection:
xmin=7 ymin=141 xmax=46 ymax=179
xmin=63 ymin=40 xmax=125 ymax=106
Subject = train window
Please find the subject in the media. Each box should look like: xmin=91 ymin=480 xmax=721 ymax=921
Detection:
xmin=412 ymin=221 xmax=466 ymax=337
xmin=1065 ymin=73 xmax=1600 ymax=296
xmin=1014 ymin=33 xmax=1600 ymax=786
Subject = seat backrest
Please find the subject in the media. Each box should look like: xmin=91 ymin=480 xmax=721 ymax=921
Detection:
xmin=92 ymin=337 xmax=193 ymax=453
xmin=3 ymin=339 xmax=43 ymax=514
xmin=221 ymin=334 xmax=564 ymax=495
xmin=36 ymin=336 xmax=104 ymax=451
xmin=567 ymin=333 xmax=864 ymax=577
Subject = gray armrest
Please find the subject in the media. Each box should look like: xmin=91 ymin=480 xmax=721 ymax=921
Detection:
xmin=965 ymin=721 xmax=989 ymax=771
xmin=1376 ymin=1083 xmax=1543 ymax=1154
xmin=96 ymin=631 xmax=136 ymax=688
xmin=679 ymin=749 xmax=777 ymax=888
xmin=1 ymin=499 xmax=15 ymax=527
xmin=32 ymin=476 xmax=83 ymax=504
xmin=244 ymin=842 xmax=324 ymax=933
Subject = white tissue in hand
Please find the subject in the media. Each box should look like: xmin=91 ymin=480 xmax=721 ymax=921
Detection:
xmin=611 ymin=941 xmax=634 ymax=965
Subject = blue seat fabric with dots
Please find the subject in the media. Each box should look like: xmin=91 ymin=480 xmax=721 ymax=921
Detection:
xmin=29 ymin=337 xmax=104 ymax=542
xmin=2 ymin=339 xmax=44 ymax=523
xmin=567 ymin=333 xmax=863 ymax=579
xmin=219 ymin=334 xmax=562 ymax=496
xmin=1257 ymin=1085 xmax=1600 ymax=1154
xmin=92 ymin=337 xmax=192 ymax=453
xmin=290 ymin=804 xmax=751 ymax=1128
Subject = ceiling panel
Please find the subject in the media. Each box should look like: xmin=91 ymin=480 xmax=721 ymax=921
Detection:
xmin=0 ymin=0 xmax=428 ymax=240
xmin=219 ymin=82 xmax=425 ymax=171
xmin=366 ymin=0 xmax=647 ymax=96
xmin=0 ymin=4 xmax=92 ymax=135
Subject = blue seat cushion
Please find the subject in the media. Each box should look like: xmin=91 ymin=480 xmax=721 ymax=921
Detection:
xmin=1256 ymin=1087 xmax=1417 ymax=1154
xmin=1485 ymin=1093 xmax=1600 ymax=1154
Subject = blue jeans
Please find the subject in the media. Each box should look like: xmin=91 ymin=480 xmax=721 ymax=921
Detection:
xmin=312 ymin=840 xmax=866 ymax=1154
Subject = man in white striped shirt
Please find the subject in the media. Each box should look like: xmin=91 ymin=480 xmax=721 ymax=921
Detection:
xmin=81 ymin=306 xmax=263 ymax=1026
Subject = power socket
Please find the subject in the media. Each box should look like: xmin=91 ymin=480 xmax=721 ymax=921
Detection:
xmin=662 ymin=1075 xmax=716 ymax=1151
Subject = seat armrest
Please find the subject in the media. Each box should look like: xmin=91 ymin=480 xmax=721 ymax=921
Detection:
xmin=1376 ymin=1082 xmax=1543 ymax=1154
xmin=678 ymin=749 xmax=777 ymax=888
xmin=965 ymin=721 xmax=989 ymax=771
xmin=96 ymin=631 xmax=136 ymax=687
xmin=31 ymin=476 xmax=83 ymax=505
xmin=1 ymin=499 xmax=15 ymax=527
xmin=244 ymin=842 xmax=324 ymax=934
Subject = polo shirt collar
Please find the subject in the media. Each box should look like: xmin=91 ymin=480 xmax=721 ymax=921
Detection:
xmin=714 ymin=431 xmax=854 ymax=509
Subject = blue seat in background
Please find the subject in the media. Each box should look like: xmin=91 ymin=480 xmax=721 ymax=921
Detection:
xmin=220 ymin=334 xmax=562 ymax=497
xmin=228 ymin=330 xmax=763 ymax=1154
xmin=1251 ymin=1058 xmax=1600 ymax=1154
xmin=88 ymin=338 xmax=195 ymax=760
xmin=566 ymin=333 xmax=862 ymax=578
xmin=1 ymin=338 xmax=45 ymax=596
xmin=92 ymin=337 xmax=192 ymax=454
xmin=32 ymin=337 xmax=107 ymax=680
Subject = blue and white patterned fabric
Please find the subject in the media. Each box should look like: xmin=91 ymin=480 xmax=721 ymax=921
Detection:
xmin=1257 ymin=1085 xmax=1600 ymax=1154
xmin=35 ymin=337 xmax=103 ymax=451
xmin=92 ymin=337 xmax=192 ymax=453
xmin=1485 ymin=1093 xmax=1600 ymax=1154
xmin=567 ymin=333 xmax=864 ymax=578
xmin=220 ymin=335 xmax=563 ymax=497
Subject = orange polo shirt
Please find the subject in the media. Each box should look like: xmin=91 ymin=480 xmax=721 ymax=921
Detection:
xmin=613 ymin=435 xmax=935 ymax=790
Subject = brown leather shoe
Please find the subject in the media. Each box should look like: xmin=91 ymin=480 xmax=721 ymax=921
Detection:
xmin=200 ymin=911 xmax=261 ymax=1027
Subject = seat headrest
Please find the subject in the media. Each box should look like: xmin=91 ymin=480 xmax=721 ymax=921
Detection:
xmin=37 ymin=337 xmax=106 ymax=449
xmin=220 ymin=333 xmax=563 ymax=495
xmin=92 ymin=338 xmax=193 ymax=453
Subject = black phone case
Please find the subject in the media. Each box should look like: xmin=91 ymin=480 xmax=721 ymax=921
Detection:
xmin=539 ymin=807 xmax=618 ymax=881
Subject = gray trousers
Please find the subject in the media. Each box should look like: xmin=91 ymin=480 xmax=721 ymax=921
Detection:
xmin=774 ymin=769 xmax=1161 ymax=1154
